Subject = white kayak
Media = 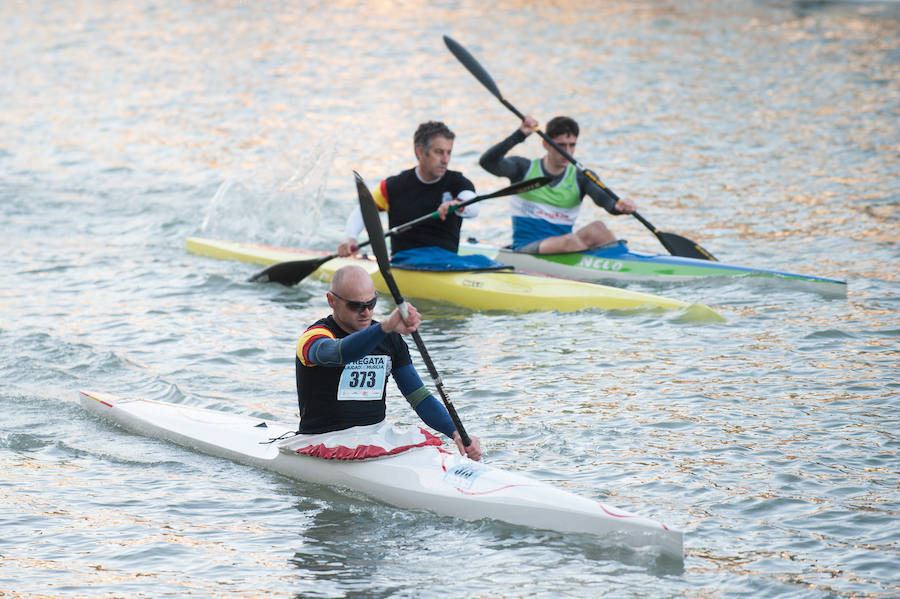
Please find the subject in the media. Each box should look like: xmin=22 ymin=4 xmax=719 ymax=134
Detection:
xmin=80 ymin=390 xmax=684 ymax=559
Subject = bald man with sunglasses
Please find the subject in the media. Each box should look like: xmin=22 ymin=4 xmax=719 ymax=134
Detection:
xmin=295 ymin=265 xmax=482 ymax=461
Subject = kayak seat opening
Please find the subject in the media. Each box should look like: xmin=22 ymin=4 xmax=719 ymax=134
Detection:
xmin=391 ymin=246 xmax=512 ymax=272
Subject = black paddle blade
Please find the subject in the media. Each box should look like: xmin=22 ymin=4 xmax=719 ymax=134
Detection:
xmin=354 ymin=172 xmax=389 ymax=270
xmin=354 ymin=171 xmax=405 ymax=302
xmin=631 ymin=210 xmax=717 ymax=261
xmin=354 ymin=171 xmax=472 ymax=448
xmin=248 ymin=256 xmax=332 ymax=286
xmin=443 ymin=35 xmax=503 ymax=100
xmin=657 ymin=232 xmax=717 ymax=261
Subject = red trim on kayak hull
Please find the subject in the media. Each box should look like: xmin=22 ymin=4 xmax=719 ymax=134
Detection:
xmin=293 ymin=427 xmax=442 ymax=460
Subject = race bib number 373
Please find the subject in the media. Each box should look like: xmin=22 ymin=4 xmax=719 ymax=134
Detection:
xmin=337 ymin=355 xmax=391 ymax=401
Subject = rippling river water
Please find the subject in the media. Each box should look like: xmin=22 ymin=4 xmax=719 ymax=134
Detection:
xmin=2 ymin=1 xmax=898 ymax=597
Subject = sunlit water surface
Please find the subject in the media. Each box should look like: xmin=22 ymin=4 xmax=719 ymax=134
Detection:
xmin=2 ymin=1 xmax=898 ymax=597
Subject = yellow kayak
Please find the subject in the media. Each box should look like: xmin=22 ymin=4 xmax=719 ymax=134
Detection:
xmin=186 ymin=237 xmax=725 ymax=322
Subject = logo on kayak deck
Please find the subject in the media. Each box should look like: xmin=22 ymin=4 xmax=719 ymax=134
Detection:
xmin=578 ymin=256 xmax=623 ymax=272
xmin=444 ymin=462 xmax=487 ymax=490
xmin=461 ymin=279 xmax=483 ymax=288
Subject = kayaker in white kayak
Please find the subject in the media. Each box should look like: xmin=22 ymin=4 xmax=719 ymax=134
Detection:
xmin=480 ymin=115 xmax=637 ymax=254
xmin=295 ymin=265 xmax=483 ymax=461
xmin=337 ymin=121 xmax=482 ymax=261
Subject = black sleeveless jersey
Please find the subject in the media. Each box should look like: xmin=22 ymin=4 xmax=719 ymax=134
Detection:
xmin=295 ymin=315 xmax=412 ymax=434
xmin=379 ymin=168 xmax=475 ymax=254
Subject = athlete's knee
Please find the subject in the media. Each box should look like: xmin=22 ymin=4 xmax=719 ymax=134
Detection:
xmin=586 ymin=220 xmax=612 ymax=235
xmin=535 ymin=232 xmax=586 ymax=254
xmin=578 ymin=221 xmax=615 ymax=246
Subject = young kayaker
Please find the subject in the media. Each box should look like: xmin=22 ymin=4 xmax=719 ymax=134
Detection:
xmin=337 ymin=121 xmax=480 ymax=260
xmin=295 ymin=264 xmax=483 ymax=461
xmin=479 ymin=115 xmax=637 ymax=253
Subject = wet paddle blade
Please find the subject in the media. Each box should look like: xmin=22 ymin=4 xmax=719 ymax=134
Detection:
xmin=656 ymin=232 xmax=717 ymax=261
xmin=247 ymin=256 xmax=332 ymax=285
xmin=354 ymin=171 xmax=402 ymax=299
xmin=631 ymin=211 xmax=717 ymax=261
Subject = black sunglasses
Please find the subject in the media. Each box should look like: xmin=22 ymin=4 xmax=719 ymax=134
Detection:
xmin=330 ymin=290 xmax=378 ymax=313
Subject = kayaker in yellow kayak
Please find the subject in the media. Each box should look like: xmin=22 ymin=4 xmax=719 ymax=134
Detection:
xmin=295 ymin=264 xmax=483 ymax=461
xmin=480 ymin=115 xmax=637 ymax=253
xmin=337 ymin=121 xmax=489 ymax=268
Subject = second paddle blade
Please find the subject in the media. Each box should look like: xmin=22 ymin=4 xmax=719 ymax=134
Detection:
xmin=248 ymin=257 xmax=329 ymax=286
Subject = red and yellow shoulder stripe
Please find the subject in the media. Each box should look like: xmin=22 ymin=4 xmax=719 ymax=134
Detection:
xmin=296 ymin=326 xmax=336 ymax=367
xmin=372 ymin=180 xmax=389 ymax=211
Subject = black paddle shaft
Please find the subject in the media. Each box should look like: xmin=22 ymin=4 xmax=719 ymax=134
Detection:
xmin=354 ymin=171 xmax=472 ymax=447
xmin=248 ymin=176 xmax=551 ymax=286
xmin=443 ymin=35 xmax=717 ymax=261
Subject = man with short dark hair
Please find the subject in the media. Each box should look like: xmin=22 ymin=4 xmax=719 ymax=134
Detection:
xmin=479 ymin=115 xmax=636 ymax=254
xmin=337 ymin=121 xmax=479 ymax=258
xmin=296 ymin=264 xmax=482 ymax=461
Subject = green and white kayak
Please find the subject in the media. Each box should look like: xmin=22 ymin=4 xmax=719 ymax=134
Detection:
xmin=459 ymin=240 xmax=847 ymax=298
